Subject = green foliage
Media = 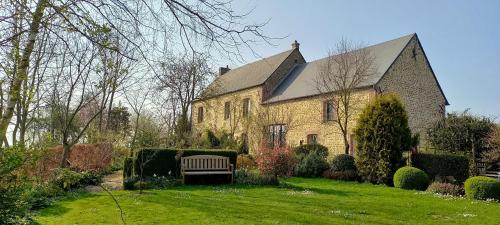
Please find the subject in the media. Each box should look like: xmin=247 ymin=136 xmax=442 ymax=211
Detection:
xmin=464 ymin=176 xmax=500 ymax=200
xmin=427 ymin=111 xmax=495 ymax=155
xmin=322 ymin=170 xmax=359 ymax=181
xmin=123 ymin=176 xmax=138 ymax=190
xmin=234 ymin=169 xmax=279 ymax=185
xmin=354 ymin=93 xmax=412 ymax=184
xmin=393 ymin=167 xmax=429 ymax=191
xmin=427 ymin=182 xmax=464 ymax=196
xmin=411 ymin=153 xmax=469 ymax=183
xmin=52 ymin=168 xmax=83 ymax=190
xmin=295 ymin=151 xmax=329 ymax=177
xmin=205 ymin=130 xmax=221 ymax=148
xmin=293 ymin=144 xmax=329 ymax=158
xmin=133 ymin=114 xmax=165 ymax=148
xmin=133 ymin=148 xmax=238 ymax=178
xmin=0 ymin=186 xmax=32 ymax=225
xmin=330 ymin=154 xmax=356 ymax=172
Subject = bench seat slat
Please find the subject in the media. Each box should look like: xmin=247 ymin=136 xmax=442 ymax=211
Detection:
xmin=183 ymin=171 xmax=232 ymax=175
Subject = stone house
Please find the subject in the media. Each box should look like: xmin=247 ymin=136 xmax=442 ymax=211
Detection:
xmin=191 ymin=34 xmax=448 ymax=156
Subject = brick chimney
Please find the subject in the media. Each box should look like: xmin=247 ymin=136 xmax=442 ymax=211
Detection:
xmin=219 ymin=65 xmax=230 ymax=75
xmin=291 ymin=40 xmax=300 ymax=49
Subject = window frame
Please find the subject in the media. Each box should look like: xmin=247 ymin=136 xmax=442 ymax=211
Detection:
xmin=242 ymin=98 xmax=251 ymax=117
xmin=224 ymin=101 xmax=231 ymax=120
xmin=197 ymin=106 xmax=204 ymax=123
xmin=268 ymin=124 xmax=287 ymax=147
xmin=307 ymin=134 xmax=318 ymax=144
xmin=324 ymin=101 xmax=336 ymax=122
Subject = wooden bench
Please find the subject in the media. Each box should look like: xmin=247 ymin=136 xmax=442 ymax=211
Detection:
xmin=181 ymin=155 xmax=234 ymax=184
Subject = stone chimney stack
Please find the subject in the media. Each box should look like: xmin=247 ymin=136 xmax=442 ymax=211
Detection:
xmin=291 ymin=40 xmax=300 ymax=50
xmin=219 ymin=65 xmax=230 ymax=75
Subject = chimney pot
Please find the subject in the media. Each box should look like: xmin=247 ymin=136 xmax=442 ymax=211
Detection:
xmin=219 ymin=65 xmax=230 ymax=75
xmin=292 ymin=40 xmax=300 ymax=49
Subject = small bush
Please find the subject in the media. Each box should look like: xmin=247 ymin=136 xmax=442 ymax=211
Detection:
xmin=237 ymin=155 xmax=256 ymax=170
xmin=427 ymin=182 xmax=464 ymax=196
xmin=295 ymin=151 xmax=329 ymax=177
xmin=331 ymin=154 xmax=356 ymax=172
xmin=411 ymin=153 xmax=469 ymax=183
xmin=146 ymin=175 xmax=179 ymax=189
xmin=393 ymin=167 xmax=429 ymax=190
xmin=51 ymin=168 xmax=84 ymax=190
xmin=255 ymin=143 xmax=296 ymax=178
xmin=294 ymin=144 xmax=328 ymax=158
xmin=234 ymin=169 xmax=279 ymax=185
xmin=123 ymin=176 xmax=138 ymax=190
xmin=323 ymin=170 xmax=359 ymax=181
xmin=464 ymin=176 xmax=500 ymax=200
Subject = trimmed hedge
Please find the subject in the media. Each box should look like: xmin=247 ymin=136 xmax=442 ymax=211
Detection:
xmin=132 ymin=148 xmax=238 ymax=178
xmin=464 ymin=176 xmax=500 ymax=200
xmin=393 ymin=166 xmax=429 ymax=191
xmin=411 ymin=153 xmax=469 ymax=183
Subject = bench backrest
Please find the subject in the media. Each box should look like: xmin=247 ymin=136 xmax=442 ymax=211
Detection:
xmin=181 ymin=155 xmax=231 ymax=171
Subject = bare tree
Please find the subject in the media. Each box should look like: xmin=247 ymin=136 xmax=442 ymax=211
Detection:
xmin=47 ymin=39 xmax=106 ymax=168
xmin=157 ymin=54 xmax=213 ymax=136
xmin=0 ymin=0 xmax=275 ymax=147
xmin=315 ymin=38 xmax=376 ymax=154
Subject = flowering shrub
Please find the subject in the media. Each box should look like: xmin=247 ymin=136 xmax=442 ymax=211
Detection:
xmin=427 ymin=182 xmax=464 ymax=196
xmin=255 ymin=143 xmax=296 ymax=178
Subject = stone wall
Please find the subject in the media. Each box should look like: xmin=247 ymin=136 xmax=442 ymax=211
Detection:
xmin=377 ymin=36 xmax=447 ymax=148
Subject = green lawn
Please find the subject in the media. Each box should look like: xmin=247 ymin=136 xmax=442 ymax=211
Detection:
xmin=36 ymin=178 xmax=500 ymax=225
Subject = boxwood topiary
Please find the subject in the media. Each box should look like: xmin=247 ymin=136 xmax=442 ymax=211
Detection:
xmin=330 ymin=154 xmax=356 ymax=172
xmin=393 ymin=166 xmax=429 ymax=190
xmin=464 ymin=176 xmax=500 ymax=200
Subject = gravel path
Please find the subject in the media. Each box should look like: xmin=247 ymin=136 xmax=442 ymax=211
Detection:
xmin=85 ymin=170 xmax=123 ymax=192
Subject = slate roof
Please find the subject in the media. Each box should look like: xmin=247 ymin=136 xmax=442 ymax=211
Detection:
xmin=264 ymin=34 xmax=415 ymax=103
xmin=202 ymin=49 xmax=295 ymax=97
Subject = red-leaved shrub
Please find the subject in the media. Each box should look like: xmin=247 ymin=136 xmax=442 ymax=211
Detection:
xmin=37 ymin=143 xmax=112 ymax=179
xmin=255 ymin=143 xmax=295 ymax=178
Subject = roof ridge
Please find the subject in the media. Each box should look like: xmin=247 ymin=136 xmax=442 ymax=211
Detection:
xmin=307 ymin=33 xmax=415 ymax=64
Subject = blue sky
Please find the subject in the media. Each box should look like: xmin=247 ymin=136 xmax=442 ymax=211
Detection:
xmin=223 ymin=0 xmax=500 ymax=121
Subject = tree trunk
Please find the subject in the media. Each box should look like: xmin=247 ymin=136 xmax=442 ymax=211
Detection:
xmin=60 ymin=141 xmax=72 ymax=168
xmin=0 ymin=0 xmax=48 ymax=140
xmin=343 ymin=134 xmax=350 ymax=155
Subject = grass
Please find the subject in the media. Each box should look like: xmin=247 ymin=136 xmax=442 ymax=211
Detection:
xmin=36 ymin=178 xmax=500 ymax=225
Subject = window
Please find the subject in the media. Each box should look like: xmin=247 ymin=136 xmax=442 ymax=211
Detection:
xmin=324 ymin=101 xmax=336 ymax=121
xmin=197 ymin=107 xmax=204 ymax=123
xmin=307 ymin=134 xmax=318 ymax=144
xmin=224 ymin=101 xmax=231 ymax=120
xmin=242 ymin=98 xmax=251 ymax=117
xmin=268 ymin=124 xmax=287 ymax=147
